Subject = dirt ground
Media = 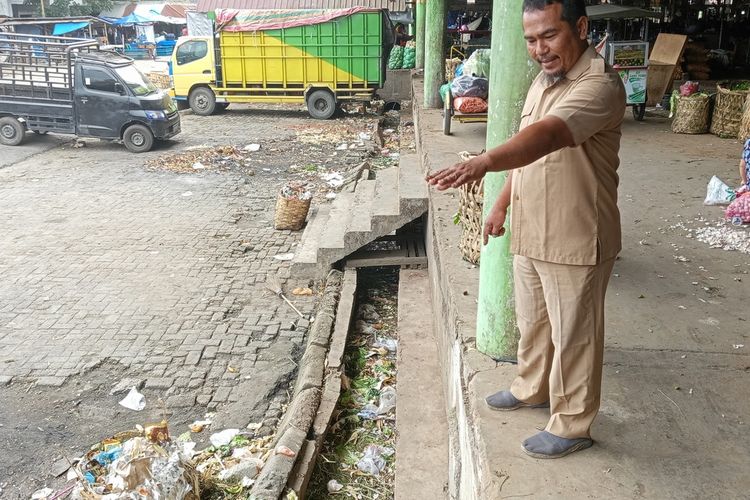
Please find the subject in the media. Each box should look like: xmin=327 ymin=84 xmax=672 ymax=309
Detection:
xmin=0 ymin=104 xmax=393 ymax=498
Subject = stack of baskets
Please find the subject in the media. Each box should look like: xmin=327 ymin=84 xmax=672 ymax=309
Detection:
xmin=457 ymin=151 xmax=483 ymax=264
xmin=710 ymin=82 xmax=750 ymax=138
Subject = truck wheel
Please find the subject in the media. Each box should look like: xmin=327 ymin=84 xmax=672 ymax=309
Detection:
xmin=189 ymin=87 xmax=216 ymax=116
xmin=0 ymin=117 xmax=25 ymax=146
xmin=307 ymin=90 xmax=336 ymax=119
xmin=123 ymin=124 xmax=154 ymax=153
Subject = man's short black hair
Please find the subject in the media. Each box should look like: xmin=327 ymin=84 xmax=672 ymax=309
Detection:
xmin=522 ymin=0 xmax=588 ymax=30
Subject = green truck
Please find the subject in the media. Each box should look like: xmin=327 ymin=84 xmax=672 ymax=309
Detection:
xmin=172 ymin=8 xmax=394 ymax=119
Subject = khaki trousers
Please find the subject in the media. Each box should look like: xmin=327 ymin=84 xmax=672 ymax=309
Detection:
xmin=510 ymin=255 xmax=615 ymax=439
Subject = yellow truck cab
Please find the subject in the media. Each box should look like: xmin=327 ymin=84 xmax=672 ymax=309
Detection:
xmin=171 ymin=8 xmax=392 ymax=119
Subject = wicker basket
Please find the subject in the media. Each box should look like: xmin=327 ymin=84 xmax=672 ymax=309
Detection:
xmin=274 ymin=194 xmax=311 ymax=231
xmin=710 ymin=83 xmax=750 ymax=138
xmin=739 ymin=98 xmax=750 ymax=141
xmin=672 ymin=94 xmax=711 ymax=134
xmin=458 ymin=177 xmax=484 ymax=265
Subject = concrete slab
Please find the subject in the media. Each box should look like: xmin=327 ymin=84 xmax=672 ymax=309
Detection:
xmin=413 ymin=77 xmax=750 ymax=499
xmin=395 ymin=269 xmax=449 ymax=500
xmin=373 ymin=167 xmax=401 ymax=217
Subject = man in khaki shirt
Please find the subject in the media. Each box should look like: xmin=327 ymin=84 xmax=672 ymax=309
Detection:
xmin=427 ymin=0 xmax=625 ymax=458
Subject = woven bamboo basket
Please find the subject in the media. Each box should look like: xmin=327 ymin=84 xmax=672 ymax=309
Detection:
xmin=458 ymin=177 xmax=484 ymax=265
xmin=739 ymin=98 xmax=750 ymax=141
xmin=274 ymin=194 xmax=311 ymax=231
xmin=710 ymin=83 xmax=750 ymax=138
xmin=672 ymin=94 xmax=710 ymax=134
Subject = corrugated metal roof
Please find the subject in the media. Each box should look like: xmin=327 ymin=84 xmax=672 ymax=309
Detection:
xmin=195 ymin=0 xmax=408 ymax=13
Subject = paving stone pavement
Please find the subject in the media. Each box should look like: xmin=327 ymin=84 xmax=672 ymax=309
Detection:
xmin=0 ymin=106 xmax=340 ymax=418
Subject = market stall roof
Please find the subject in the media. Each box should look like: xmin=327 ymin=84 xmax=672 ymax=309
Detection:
xmin=586 ymin=5 xmax=662 ymax=20
xmin=122 ymin=2 xmax=188 ymax=24
xmin=114 ymin=13 xmax=155 ymax=25
xmin=52 ymin=21 xmax=90 ymax=35
xmin=196 ymin=0 xmax=408 ymax=12
xmin=0 ymin=16 xmax=112 ymax=26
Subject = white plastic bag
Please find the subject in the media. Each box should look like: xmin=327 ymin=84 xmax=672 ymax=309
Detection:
xmin=704 ymin=176 xmax=736 ymax=205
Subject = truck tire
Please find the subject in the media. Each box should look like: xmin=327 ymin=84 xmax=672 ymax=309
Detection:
xmin=0 ymin=116 xmax=25 ymax=146
xmin=123 ymin=124 xmax=154 ymax=153
xmin=307 ymin=90 xmax=336 ymax=120
xmin=189 ymin=87 xmax=216 ymax=116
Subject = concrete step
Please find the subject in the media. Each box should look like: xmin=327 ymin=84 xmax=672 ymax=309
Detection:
xmin=317 ymin=191 xmax=355 ymax=253
xmin=372 ymin=167 xmax=400 ymax=218
xmin=395 ymin=269 xmax=449 ymax=499
xmin=292 ymin=206 xmax=330 ymax=266
xmin=398 ymin=152 xmax=429 ymax=217
xmin=344 ymin=179 xmax=377 ymax=249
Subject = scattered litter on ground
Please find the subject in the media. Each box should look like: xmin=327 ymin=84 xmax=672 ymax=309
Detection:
xmin=273 ymin=253 xmax=295 ymax=261
xmin=117 ymin=387 xmax=145 ymax=411
xmin=733 ymin=344 xmax=745 ymax=349
xmin=210 ymin=429 xmax=240 ymax=447
xmin=244 ymin=143 xmax=261 ymax=152
xmin=292 ymin=287 xmax=313 ymax=296
xmin=356 ymin=445 xmax=394 ymax=476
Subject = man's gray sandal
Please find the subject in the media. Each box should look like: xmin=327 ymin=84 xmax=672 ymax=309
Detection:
xmin=485 ymin=390 xmax=550 ymax=411
xmin=522 ymin=431 xmax=593 ymax=459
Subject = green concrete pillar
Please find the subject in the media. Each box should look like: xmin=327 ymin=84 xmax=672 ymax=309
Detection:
xmin=423 ymin=0 xmax=446 ymax=108
xmin=476 ymin=0 xmax=538 ymax=359
xmin=415 ymin=0 xmax=426 ymax=69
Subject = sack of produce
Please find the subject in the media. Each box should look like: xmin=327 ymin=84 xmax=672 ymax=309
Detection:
xmin=679 ymin=81 xmax=699 ymax=97
xmin=439 ymin=83 xmax=451 ymax=104
xmin=725 ymin=193 xmax=750 ymax=223
xmin=462 ymin=49 xmax=491 ymax=78
xmin=454 ymin=97 xmax=488 ymax=114
xmin=388 ymin=46 xmax=404 ymax=69
xmin=450 ymin=75 xmax=489 ymax=99
xmin=403 ymin=46 xmax=416 ymax=69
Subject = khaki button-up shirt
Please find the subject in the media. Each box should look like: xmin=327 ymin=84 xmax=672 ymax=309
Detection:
xmin=510 ymin=45 xmax=626 ymax=266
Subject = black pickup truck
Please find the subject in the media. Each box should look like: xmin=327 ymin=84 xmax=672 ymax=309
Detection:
xmin=0 ymin=33 xmax=180 ymax=152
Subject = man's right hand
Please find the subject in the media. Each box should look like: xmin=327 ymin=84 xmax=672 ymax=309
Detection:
xmin=425 ymin=154 xmax=490 ymax=191
xmin=483 ymin=205 xmax=508 ymax=245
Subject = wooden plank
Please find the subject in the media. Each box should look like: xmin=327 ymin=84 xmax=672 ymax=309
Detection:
xmin=346 ymin=254 xmax=428 ymax=268
xmin=646 ymin=63 xmax=675 ymax=106
xmin=649 ymin=33 xmax=687 ymax=65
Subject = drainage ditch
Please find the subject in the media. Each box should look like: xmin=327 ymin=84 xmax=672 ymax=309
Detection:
xmin=307 ymin=266 xmax=400 ymax=499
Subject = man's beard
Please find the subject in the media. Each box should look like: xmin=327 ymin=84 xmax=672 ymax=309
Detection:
xmin=542 ymin=71 xmax=565 ymax=86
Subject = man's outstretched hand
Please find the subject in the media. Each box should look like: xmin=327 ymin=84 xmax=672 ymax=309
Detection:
xmin=425 ymin=154 xmax=490 ymax=190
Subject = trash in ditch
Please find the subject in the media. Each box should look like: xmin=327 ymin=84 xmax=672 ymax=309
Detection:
xmin=336 ymin=143 xmax=348 ymax=151
xmin=210 ymin=429 xmax=240 ymax=447
xmin=374 ymin=338 xmax=398 ymax=353
xmin=357 ymin=404 xmax=379 ymax=420
xmin=356 ymin=445 xmax=393 ymax=476
xmin=376 ymin=386 xmax=397 ymax=415
xmin=325 ymin=192 xmax=337 ymax=200
xmin=327 ymin=479 xmax=344 ymax=493
xmin=355 ymin=320 xmax=377 ymax=336
xmin=358 ymin=304 xmax=381 ymax=322
xmin=118 ymin=387 xmax=146 ymax=411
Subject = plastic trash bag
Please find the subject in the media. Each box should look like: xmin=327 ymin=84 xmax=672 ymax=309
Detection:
xmin=439 ymin=83 xmax=451 ymax=104
xmin=450 ymin=75 xmax=489 ymax=99
xmin=462 ymin=49 xmax=491 ymax=78
xmin=704 ymin=175 xmax=736 ymax=205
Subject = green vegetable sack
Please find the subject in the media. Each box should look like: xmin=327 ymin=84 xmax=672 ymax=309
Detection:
xmin=402 ymin=47 xmax=416 ymax=69
xmin=388 ymin=46 xmax=404 ymax=70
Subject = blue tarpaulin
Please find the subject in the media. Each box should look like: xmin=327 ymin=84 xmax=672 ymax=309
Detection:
xmin=52 ymin=22 xmax=90 ymax=35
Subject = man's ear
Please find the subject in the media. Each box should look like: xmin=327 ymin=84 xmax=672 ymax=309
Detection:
xmin=577 ymin=16 xmax=589 ymax=41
